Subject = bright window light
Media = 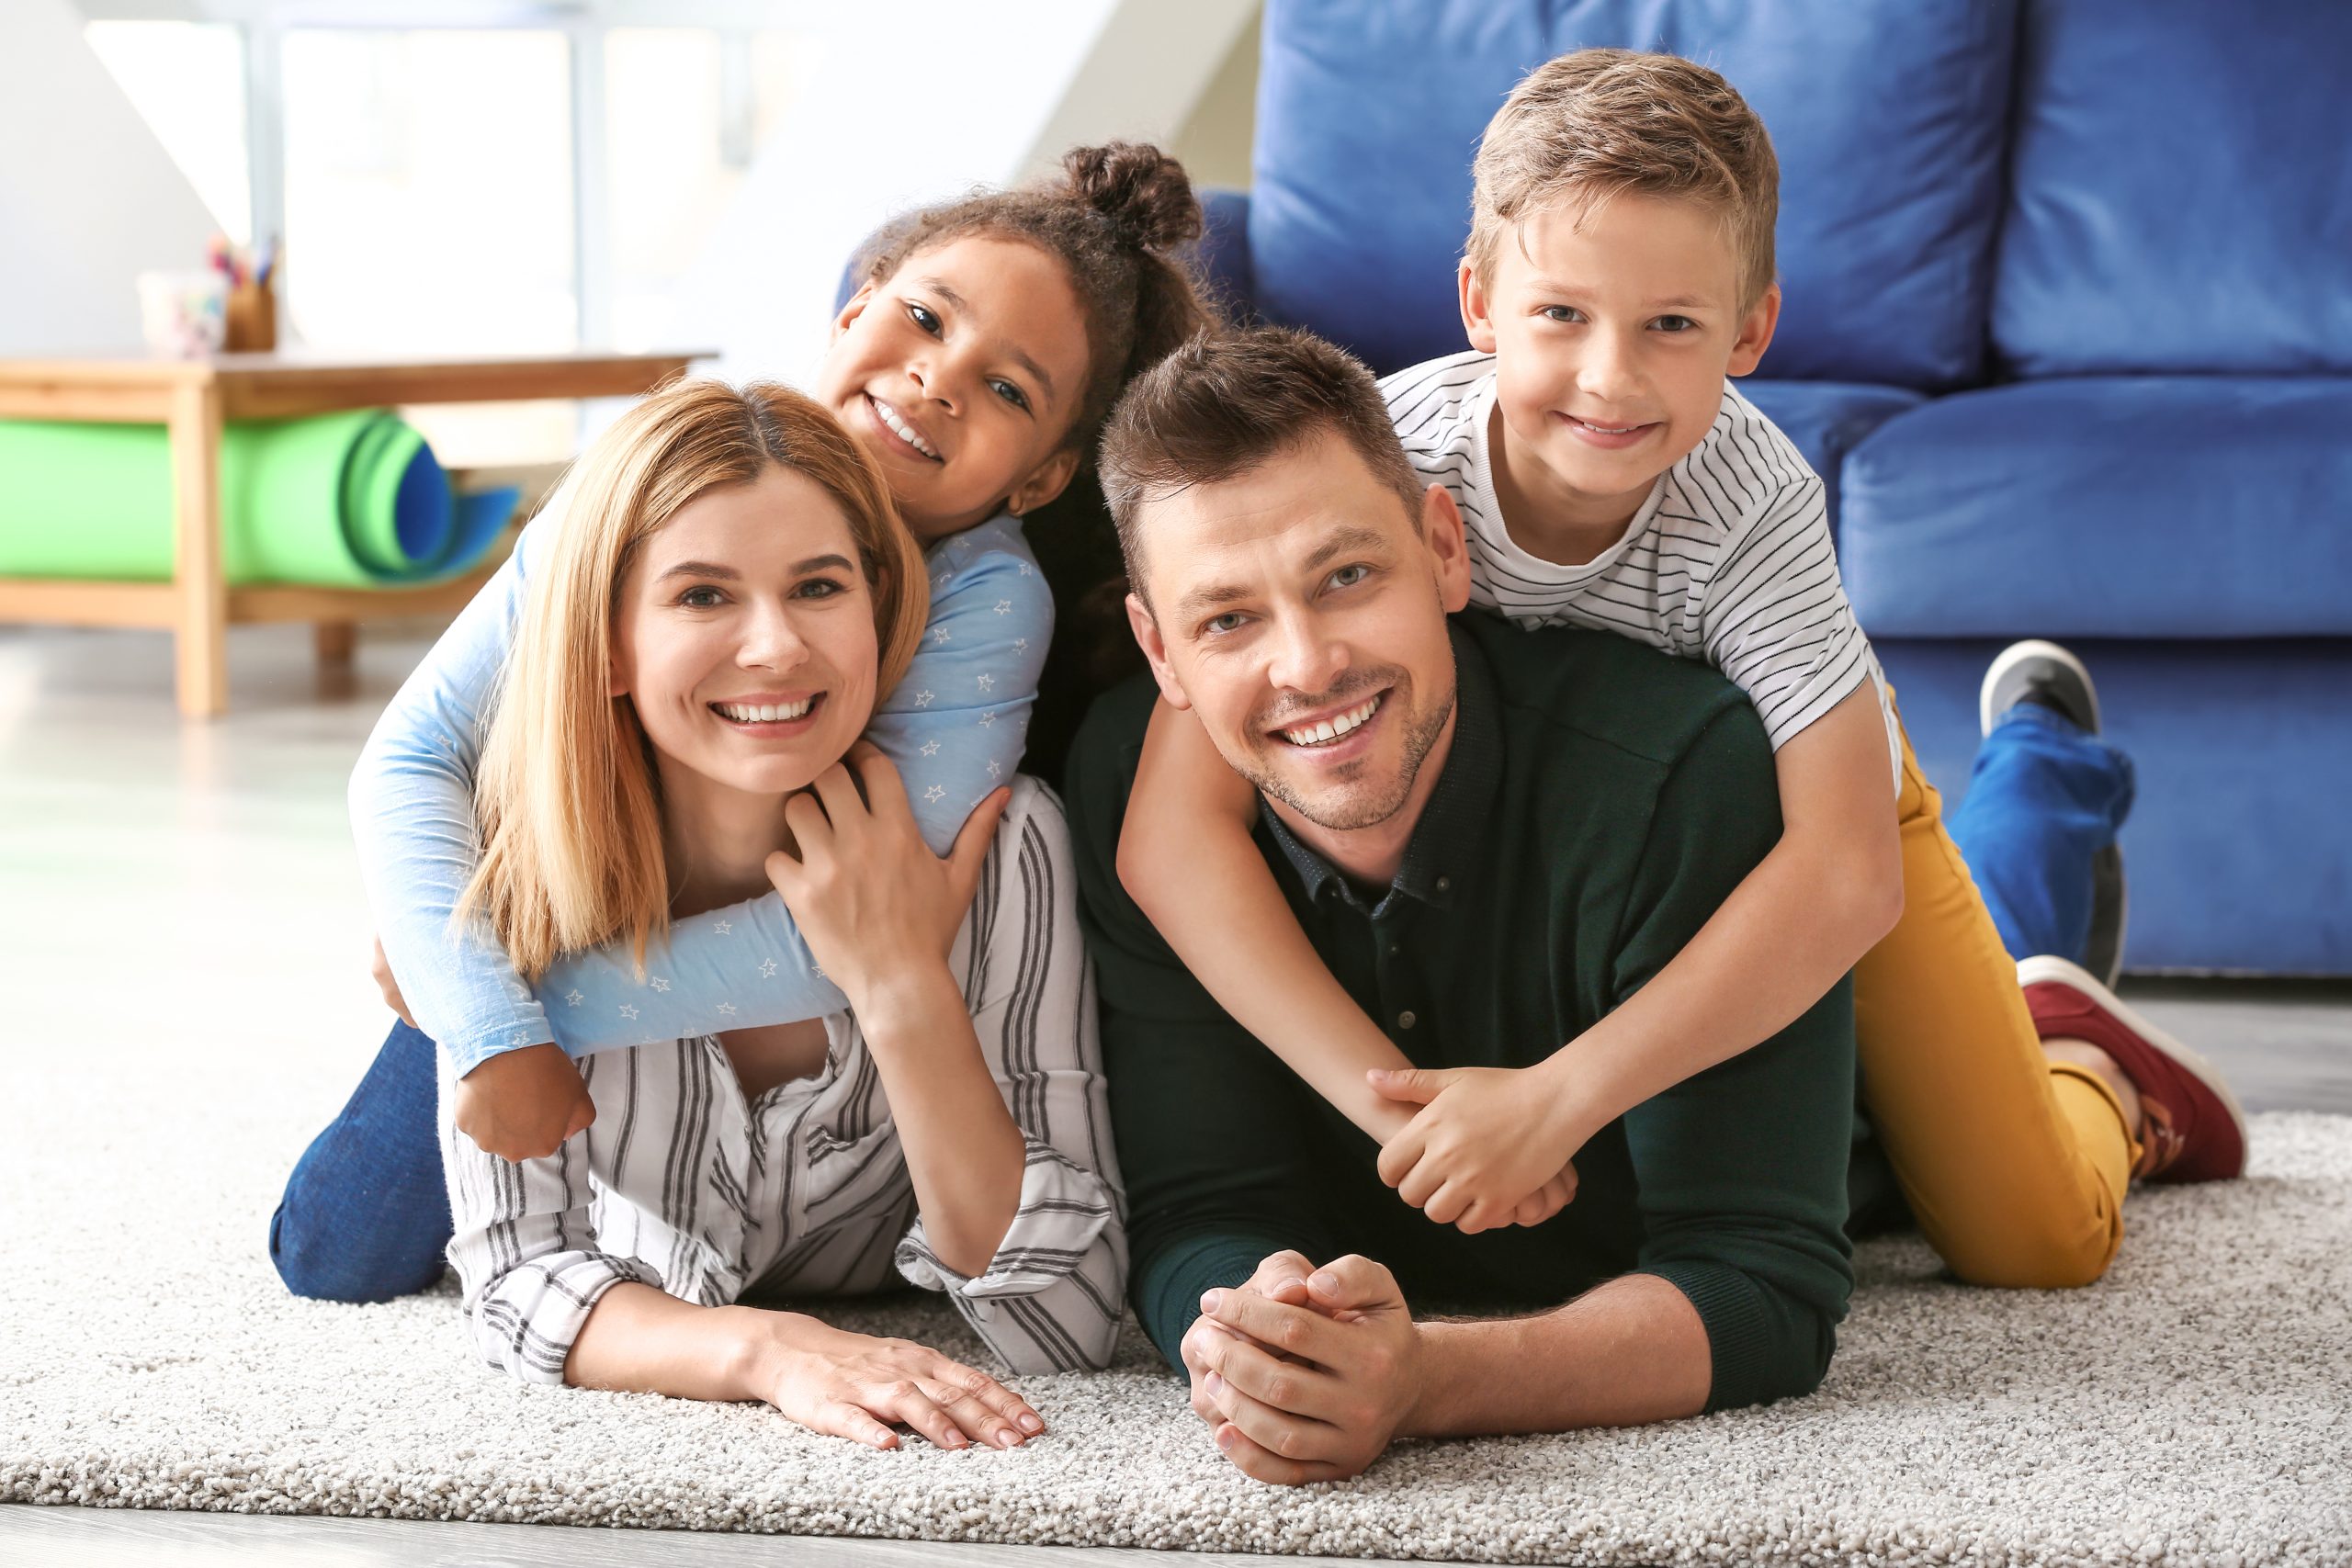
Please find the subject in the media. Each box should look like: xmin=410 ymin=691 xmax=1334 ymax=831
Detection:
xmin=282 ymin=28 xmax=579 ymax=463
xmin=85 ymin=20 xmax=253 ymax=245
xmin=605 ymin=28 xmax=737 ymax=353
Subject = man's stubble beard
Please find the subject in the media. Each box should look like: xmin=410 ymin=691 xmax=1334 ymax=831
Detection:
xmin=1235 ymin=671 xmax=1458 ymax=833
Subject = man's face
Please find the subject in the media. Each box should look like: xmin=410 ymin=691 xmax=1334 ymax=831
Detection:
xmin=1462 ymin=193 xmax=1781 ymax=528
xmin=1125 ymin=431 xmax=1473 ymax=834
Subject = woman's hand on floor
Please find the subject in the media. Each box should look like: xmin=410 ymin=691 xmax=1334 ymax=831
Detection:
xmin=747 ymin=1312 xmax=1044 ymax=1451
xmin=454 ymin=1043 xmax=595 ymax=1162
xmin=765 ymin=744 xmax=1010 ymax=1013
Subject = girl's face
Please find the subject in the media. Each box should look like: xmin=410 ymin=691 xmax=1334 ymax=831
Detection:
xmin=817 ymin=235 xmax=1092 ymax=541
xmin=611 ymin=464 xmax=879 ymax=799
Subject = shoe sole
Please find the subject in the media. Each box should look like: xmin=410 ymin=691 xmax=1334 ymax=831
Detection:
xmin=2086 ymin=844 xmax=2128 ymax=989
xmin=1980 ymin=638 xmax=2100 ymax=737
xmin=2017 ymin=953 xmax=2248 ymax=1177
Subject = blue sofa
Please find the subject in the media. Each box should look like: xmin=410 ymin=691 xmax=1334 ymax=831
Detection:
xmin=1175 ymin=0 xmax=2352 ymax=976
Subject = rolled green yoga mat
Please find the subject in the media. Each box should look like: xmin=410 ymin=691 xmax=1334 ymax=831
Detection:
xmin=0 ymin=409 xmax=519 ymax=587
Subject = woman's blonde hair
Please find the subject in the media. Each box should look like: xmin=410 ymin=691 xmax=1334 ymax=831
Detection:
xmin=458 ymin=378 xmax=928 ymax=982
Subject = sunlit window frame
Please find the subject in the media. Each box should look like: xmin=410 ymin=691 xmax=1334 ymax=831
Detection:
xmin=79 ymin=0 xmax=795 ymax=355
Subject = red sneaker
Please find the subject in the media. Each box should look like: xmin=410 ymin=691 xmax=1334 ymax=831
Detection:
xmin=2018 ymin=955 xmax=2248 ymax=1183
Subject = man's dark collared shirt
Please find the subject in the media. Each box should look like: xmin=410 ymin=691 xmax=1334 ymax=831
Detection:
xmin=1067 ymin=614 xmax=1857 ymax=1413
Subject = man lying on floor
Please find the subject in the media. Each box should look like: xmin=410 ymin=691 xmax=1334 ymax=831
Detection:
xmin=1063 ymin=327 xmax=2206 ymax=1485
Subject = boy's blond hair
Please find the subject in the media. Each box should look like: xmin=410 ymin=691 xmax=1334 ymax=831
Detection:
xmin=1467 ymin=49 xmax=1780 ymax=310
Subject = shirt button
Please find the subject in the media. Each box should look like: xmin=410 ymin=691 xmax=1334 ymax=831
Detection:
xmin=1435 ymin=876 xmax=1452 ymax=894
xmin=1397 ymin=1010 xmax=1418 ymax=1030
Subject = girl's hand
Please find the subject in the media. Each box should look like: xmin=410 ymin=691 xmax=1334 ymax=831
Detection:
xmin=454 ymin=1042 xmax=596 ymax=1163
xmin=1369 ymin=1065 xmax=1582 ymax=1235
xmin=749 ymin=1314 xmax=1045 ymax=1451
xmin=764 ymin=744 xmax=1010 ymax=1012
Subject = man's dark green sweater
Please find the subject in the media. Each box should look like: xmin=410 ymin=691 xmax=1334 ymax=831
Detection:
xmin=1065 ymin=612 xmax=1858 ymax=1413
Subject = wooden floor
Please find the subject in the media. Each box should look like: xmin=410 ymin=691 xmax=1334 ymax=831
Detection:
xmin=2 ymin=620 xmax=2345 ymax=1568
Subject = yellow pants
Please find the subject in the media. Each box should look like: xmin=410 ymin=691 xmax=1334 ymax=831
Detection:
xmin=1854 ymin=716 xmax=2141 ymax=1288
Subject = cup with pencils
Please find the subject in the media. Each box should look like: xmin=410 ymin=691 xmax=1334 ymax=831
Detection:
xmin=216 ymin=233 xmax=280 ymax=354
xmin=135 ymin=235 xmax=281 ymax=358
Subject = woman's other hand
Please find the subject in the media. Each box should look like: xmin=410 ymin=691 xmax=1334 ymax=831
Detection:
xmin=750 ymin=1313 xmax=1044 ymax=1450
xmin=765 ymin=744 xmax=1010 ymax=1010
xmin=454 ymin=1043 xmax=595 ymax=1162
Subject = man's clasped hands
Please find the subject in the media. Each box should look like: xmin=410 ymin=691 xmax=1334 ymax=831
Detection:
xmin=1180 ymin=1249 xmax=1427 ymax=1485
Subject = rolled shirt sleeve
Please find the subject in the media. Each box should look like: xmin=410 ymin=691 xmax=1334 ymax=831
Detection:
xmin=1698 ymin=474 xmax=1902 ymax=791
xmin=437 ymin=1051 xmax=661 ymax=1385
xmin=892 ymin=777 xmax=1127 ymax=1373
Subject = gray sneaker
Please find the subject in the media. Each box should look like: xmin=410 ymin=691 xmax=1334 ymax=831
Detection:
xmin=1980 ymin=637 xmax=2100 ymax=736
xmin=1980 ymin=640 xmax=2126 ymax=986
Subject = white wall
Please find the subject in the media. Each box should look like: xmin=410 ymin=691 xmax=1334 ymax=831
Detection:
xmin=674 ymin=0 xmax=1259 ymax=385
xmin=0 ymin=0 xmax=220 ymax=355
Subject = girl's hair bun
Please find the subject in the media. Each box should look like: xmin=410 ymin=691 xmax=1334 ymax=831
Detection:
xmin=1063 ymin=141 xmax=1203 ymax=254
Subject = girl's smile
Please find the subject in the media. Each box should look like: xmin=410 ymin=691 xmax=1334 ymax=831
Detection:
xmin=820 ymin=235 xmax=1091 ymax=540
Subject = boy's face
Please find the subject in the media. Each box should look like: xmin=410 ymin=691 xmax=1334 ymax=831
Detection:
xmin=1461 ymin=193 xmax=1780 ymax=530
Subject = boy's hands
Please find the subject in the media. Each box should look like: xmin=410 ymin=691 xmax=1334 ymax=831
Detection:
xmin=1372 ymin=1065 xmax=1581 ymax=1234
xmin=455 ymin=1043 xmax=595 ymax=1162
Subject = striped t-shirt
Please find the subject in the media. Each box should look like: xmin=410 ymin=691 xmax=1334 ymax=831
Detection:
xmin=440 ymin=778 xmax=1126 ymax=1383
xmin=1382 ymin=351 xmax=1901 ymax=787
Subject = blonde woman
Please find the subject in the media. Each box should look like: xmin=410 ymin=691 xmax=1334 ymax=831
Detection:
xmin=442 ymin=378 xmax=1122 ymax=1451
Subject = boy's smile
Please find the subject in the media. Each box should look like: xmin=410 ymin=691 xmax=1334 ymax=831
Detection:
xmin=1460 ymin=193 xmax=1779 ymax=563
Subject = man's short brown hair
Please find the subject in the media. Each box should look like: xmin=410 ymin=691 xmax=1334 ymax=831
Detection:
xmin=1466 ymin=48 xmax=1780 ymax=310
xmin=1098 ymin=328 xmax=1424 ymax=606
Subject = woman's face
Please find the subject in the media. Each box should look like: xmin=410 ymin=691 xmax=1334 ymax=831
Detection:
xmin=816 ymin=235 xmax=1091 ymax=541
xmin=610 ymin=464 xmax=879 ymax=798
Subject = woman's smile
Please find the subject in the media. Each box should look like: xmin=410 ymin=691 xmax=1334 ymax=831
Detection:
xmin=707 ymin=691 xmax=828 ymax=735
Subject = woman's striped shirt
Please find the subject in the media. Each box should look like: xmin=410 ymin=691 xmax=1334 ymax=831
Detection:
xmin=438 ymin=777 xmax=1125 ymax=1383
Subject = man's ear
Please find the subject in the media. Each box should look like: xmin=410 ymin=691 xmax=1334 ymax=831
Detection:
xmin=1420 ymin=483 xmax=1474 ymax=614
xmin=1006 ymin=445 xmax=1081 ymax=518
xmin=831 ymin=277 xmax=878 ymax=342
xmin=1125 ymin=591 xmax=1193 ymax=711
xmin=1725 ymin=282 xmax=1781 ymax=378
xmin=1458 ymin=259 xmax=1500 ymax=355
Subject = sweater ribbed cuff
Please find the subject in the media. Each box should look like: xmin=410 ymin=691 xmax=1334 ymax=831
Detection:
xmin=1636 ymin=1261 xmax=1779 ymax=1414
xmin=1135 ymin=1230 xmax=1306 ymax=1371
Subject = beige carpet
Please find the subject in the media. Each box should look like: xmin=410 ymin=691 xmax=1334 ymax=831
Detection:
xmin=4 ymin=1053 xmax=2347 ymax=1567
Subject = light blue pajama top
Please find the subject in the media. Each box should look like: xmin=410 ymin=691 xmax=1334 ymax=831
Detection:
xmin=349 ymin=506 xmax=1051 ymax=1077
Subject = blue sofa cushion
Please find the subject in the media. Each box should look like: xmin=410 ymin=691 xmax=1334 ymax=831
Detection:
xmin=1840 ymin=378 xmax=2352 ymax=639
xmin=1736 ymin=380 xmax=1925 ymax=525
xmin=1250 ymin=0 xmax=2017 ymax=387
xmin=1993 ymin=0 xmax=2352 ymax=376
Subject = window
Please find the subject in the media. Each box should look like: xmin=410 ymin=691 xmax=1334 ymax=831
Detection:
xmin=81 ymin=10 xmax=805 ymax=465
xmin=85 ymin=21 xmax=252 ymax=244
xmin=280 ymin=28 xmax=579 ymax=461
